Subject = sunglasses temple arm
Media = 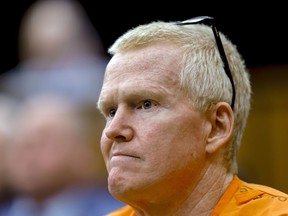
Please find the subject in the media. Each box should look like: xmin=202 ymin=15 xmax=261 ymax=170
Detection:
xmin=211 ymin=25 xmax=236 ymax=110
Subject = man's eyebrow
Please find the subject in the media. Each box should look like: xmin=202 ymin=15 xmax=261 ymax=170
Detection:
xmin=98 ymin=88 xmax=163 ymax=108
xmin=97 ymin=97 xmax=109 ymax=113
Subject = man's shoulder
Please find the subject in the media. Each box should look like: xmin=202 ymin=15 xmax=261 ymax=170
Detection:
xmin=226 ymin=177 xmax=288 ymax=215
xmin=213 ymin=176 xmax=288 ymax=215
xmin=242 ymin=180 xmax=288 ymax=197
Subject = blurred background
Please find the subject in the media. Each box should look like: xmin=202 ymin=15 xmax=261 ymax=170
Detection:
xmin=1 ymin=1 xmax=288 ymax=72
xmin=0 ymin=1 xmax=287 ymax=213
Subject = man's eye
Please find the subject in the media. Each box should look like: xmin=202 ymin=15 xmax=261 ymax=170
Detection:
xmin=108 ymin=108 xmax=117 ymax=117
xmin=138 ymin=100 xmax=153 ymax=110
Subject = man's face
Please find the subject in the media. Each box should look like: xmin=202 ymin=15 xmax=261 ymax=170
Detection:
xmin=6 ymin=102 xmax=81 ymax=197
xmin=98 ymin=43 xmax=210 ymax=203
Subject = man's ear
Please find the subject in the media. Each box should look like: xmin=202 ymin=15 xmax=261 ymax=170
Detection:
xmin=206 ymin=102 xmax=234 ymax=154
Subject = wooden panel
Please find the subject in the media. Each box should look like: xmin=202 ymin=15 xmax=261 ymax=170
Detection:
xmin=238 ymin=65 xmax=288 ymax=193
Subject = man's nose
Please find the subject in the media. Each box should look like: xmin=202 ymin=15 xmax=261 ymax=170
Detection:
xmin=104 ymin=108 xmax=133 ymax=142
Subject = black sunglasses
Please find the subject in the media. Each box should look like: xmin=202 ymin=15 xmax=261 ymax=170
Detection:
xmin=175 ymin=16 xmax=235 ymax=110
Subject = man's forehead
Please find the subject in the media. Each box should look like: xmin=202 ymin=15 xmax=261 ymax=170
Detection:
xmin=107 ymin=43 xmax=181 ymax=70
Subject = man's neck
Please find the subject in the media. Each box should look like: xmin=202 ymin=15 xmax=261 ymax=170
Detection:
xmin=185 ymin=172 xmax=234 ymax=216
xmin=132 ymin=171 xmax=234 ymax=216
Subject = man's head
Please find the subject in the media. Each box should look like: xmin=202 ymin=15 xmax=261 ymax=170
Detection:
xmin=97 ymin=18 xmax=251 ymax=207
xmin=18 ymin=0 xmax=105 ymax=63
xmin=6 ymin=94 xmax=105 ymax=201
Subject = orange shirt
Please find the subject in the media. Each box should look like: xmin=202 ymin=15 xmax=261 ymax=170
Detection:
xmin=106 ymin=176 xmax=288 ymax=216
xmin=212 ymin=176 xmax=288 ymax=215
xmin=105 ymin=205 xmax=135 ymax=216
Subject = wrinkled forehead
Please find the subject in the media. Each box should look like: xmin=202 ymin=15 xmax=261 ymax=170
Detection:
xmin=98 ymin=44 xmax=183 ymax=105
xmin=104 ymin=43 xmax=182 ymax=81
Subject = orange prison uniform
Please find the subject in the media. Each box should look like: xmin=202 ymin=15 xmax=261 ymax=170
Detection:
xmin=106 ymin=176 xmax=288 ymax=216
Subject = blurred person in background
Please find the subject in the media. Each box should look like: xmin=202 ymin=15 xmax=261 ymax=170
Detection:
xmin=5 ymin=94 xmax=124 ymax=216
xmin=0 ymin=93 xmax=19 ymax=216
xmin=0 ymin=0 xmax=107 ymax=104
xmin=0 ymin=0 xmax=125 ymax=215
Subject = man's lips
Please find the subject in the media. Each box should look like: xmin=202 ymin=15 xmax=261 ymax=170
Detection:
xmin=110 ymin=151 xmax=140 ymax=160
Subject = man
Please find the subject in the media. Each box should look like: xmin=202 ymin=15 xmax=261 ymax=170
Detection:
xmin=0 ymin=94 xmax=18 ymax=216
xmin=5 ymin=94 xmax=124 ymax=216
xmin=97 ymin=16 xmax=288 ymax=215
